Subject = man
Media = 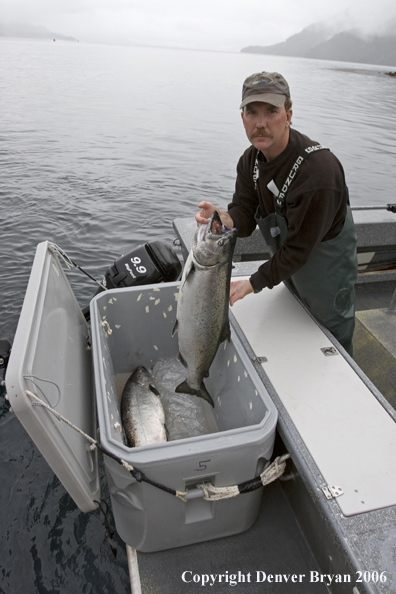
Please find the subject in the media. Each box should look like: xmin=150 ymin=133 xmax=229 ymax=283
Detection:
xmin=196 ymin=71 xmax=357 ymax=356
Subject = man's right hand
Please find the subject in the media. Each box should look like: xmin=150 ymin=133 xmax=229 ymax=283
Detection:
xmin=195 ymin=201 xmax=235 ymax=230
xmin=195 ymin=201 xmax=216 ymax=226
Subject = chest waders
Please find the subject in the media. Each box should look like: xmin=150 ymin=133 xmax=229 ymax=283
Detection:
xmin=254 ymin=146 xmax=358 ymax=356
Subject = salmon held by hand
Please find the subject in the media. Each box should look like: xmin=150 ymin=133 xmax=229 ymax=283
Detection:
xmin=173 ymin=211 xmax=238 ymax=407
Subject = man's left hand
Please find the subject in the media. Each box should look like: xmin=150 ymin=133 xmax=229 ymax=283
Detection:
xmin=229 ymin=280 xmax=254 ymax=306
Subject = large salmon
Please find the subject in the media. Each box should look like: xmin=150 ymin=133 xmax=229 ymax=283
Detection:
xmin=173 ymin=211 xmax=237 ymax=407
xmin=121 ymin=366 xmax=167 ymax=447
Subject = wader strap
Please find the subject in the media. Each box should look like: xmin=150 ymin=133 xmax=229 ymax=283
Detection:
xmin=254 ymin=145 xmax=329 ymax=211
xmin=253 ymin=149 xmax=260 ymax=190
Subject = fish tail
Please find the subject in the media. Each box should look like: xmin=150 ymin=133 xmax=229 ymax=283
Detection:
xmin=175 ymin=380 xmax=214 ymax=408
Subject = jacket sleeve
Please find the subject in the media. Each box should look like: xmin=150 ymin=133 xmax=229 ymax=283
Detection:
xmin=227 ymin=149 xmax=259 ymax=238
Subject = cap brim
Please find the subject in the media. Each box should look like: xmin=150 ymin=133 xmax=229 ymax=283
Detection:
xmin=240 ymin=93 xmax=286 ymax=109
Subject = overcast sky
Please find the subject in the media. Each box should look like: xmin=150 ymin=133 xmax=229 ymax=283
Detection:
xmin=2 ymin=0 xmax=396 ymax=51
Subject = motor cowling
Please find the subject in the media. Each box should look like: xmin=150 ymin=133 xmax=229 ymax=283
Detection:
xmin=103 ymin=241 xmax=181 ymax=289
xmin=83 ymin=241 xmax=182 ymax=319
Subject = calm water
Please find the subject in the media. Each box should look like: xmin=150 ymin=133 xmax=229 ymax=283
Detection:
xmin=0 ymin=38 xmax=395 ymax=593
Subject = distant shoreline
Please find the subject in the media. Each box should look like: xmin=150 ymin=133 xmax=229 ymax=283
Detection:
xmin=0 ymin=22 xmax=78 ymax=42
xmin=241 ymin=23 xmax=396 ymax=68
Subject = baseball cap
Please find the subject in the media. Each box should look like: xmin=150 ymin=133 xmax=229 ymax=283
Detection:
xmin=240 ymin=72 xmax=290 ymax=109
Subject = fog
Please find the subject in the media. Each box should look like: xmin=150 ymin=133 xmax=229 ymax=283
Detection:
xmin=1 ymin=0 xmax=395 ymax=51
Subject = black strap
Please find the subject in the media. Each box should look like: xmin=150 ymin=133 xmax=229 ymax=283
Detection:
xmin=95 ymin=442 xmax=179 ymax=498
xmin=253 ymin=145 xmax=329 ymax=212
xmin=253 ymin=150 xmax=260 ymax=190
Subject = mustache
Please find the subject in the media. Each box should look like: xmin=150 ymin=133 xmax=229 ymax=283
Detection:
xmin=252 ymin=129 xmax=273 ymax=139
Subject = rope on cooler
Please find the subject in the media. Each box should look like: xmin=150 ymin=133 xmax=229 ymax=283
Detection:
xmin=26 ymin=390 xmax=98 ymax=450
xmin=100 ymin=319 xmax=113 ymax=335
xmin=24 ymin=390 xmax=188 ymax=501
xmin=48 ymin=242 xmax=107 ymax=291
xmin=22 ymin=390 xmax=289 ymax=504
xmin=196 ymin=454 xmax=291 ymax=501
xmin=24 ymin=376 xmax=62 ymax=408
xmin=197 ymin=483 xmax=240 ymax=501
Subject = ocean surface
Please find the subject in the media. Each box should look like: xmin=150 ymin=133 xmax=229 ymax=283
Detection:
xmin=0 ymin=38 xmax=395 ymax=593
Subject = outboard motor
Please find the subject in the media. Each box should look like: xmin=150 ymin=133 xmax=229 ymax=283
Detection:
xmin=103 ymin=241 xmax=181 ymax=290
xmin=83 ymin=241 xmax=182 ymax=319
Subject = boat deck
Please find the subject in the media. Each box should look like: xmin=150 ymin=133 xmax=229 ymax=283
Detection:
xmin=354 ymin=288 xmax=396 ymax=409
xmin=133 ymin=267 xmax=396 ymax=593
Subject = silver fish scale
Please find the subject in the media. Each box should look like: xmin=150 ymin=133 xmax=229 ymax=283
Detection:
xmin=175 ymin=213 xmax=237 ymax=402
xmin=121 ymin=368 xmax=167 ymax=447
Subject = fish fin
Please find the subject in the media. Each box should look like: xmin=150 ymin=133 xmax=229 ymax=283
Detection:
xmin=220 ymin=320 xmax=231 ymax=343
xmin=175 ymin=380 xmax=214 ymax=408
xmin=185 ymin=259 xmax=195 ymax=279
xmin=177 ymin=351 xmax=188 ymax=368
xmin=180 ymin=259 xmax=195 ymax=288
xmin=175 ymin=380 xmax=191 ymax=394
xmin=172 ymin=319 xmax=178 ymax=336
xmin=149 ymin=384 xmax=160 ymax=396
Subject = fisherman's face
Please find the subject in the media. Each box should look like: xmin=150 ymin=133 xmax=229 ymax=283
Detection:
xmin=241 ymin=101 xmax=292 ymax=161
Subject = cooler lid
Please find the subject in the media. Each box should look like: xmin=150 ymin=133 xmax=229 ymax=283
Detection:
xmin=6 ymin=241 xmax=100 ymax=512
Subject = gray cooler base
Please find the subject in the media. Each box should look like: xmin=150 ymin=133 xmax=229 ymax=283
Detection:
xmin=136 ymin=480 xmax=328 ymax=593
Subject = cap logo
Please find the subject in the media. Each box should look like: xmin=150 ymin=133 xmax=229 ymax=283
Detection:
xmin=251 ymin=77 xmax=273 ymax=86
